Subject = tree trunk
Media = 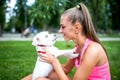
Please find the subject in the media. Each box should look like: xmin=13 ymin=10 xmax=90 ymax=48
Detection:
xmin=0 ymin=24 xmax=2 ymax=37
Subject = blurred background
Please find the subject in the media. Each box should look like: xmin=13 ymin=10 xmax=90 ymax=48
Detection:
xmin=0 ymin=0 xmax=120 ymax=37
xmin=0 ymin=0 xmax=120 ymax=80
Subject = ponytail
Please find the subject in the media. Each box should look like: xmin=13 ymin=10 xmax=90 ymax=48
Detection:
xmin=77 ymin=3 xmax=108 ymax=58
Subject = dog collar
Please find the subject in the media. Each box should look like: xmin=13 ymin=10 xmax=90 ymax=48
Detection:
xmin=37 ymin=44 xmax=52 ymax=47
xmin=37 ymin=51 xmax=46 ymax=54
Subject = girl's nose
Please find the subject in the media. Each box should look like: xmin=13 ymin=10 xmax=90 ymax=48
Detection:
xmin=59 ymin=28 xmax=62 ymax=33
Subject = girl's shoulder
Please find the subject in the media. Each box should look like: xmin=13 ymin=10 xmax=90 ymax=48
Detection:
xmin=88 ymin=41 xmax=103 ymax=52
xmin=84 ymin=41 xmax=106 ymax=64
xmin=84 ymin=41 xmax=103 ymax=60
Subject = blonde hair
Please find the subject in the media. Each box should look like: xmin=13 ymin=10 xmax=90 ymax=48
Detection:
xmin=61 ymin=2 xmax=108 ymax=57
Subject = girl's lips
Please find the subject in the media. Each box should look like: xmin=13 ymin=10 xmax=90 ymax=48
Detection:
xmin=63 ymin=34 xmax=66 ymax=37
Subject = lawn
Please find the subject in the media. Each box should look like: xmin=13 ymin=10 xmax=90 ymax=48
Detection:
xmin=0 ymin=41 xmax=120 ymax=80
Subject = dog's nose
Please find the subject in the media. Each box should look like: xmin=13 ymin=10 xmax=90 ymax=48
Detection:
xmin=54 ymin=34 xmax=56 ymax=37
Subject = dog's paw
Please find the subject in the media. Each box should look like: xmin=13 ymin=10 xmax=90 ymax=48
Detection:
xmin=70 ymin=53 xmax=79 ymax=58
xmin=60 ymin=52 xmax=79 ymax=59
xmin=66 ymin=53 xmax=79 ymax=59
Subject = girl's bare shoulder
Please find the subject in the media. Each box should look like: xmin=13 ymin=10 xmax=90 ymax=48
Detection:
xmin=84 ymin=41 xmax=103 ymax=61
xmin=88 ymin=41 xmax=103 ymax=53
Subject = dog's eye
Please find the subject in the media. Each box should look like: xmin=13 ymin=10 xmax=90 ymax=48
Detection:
xmin=36 ymin=37 xmax=39 ymax=40
xmin=45 ymin=35 xmax=48 ymax=38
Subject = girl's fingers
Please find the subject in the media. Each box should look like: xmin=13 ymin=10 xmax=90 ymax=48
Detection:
xmin=39 ymin=58 xmax=45 ymax=62
xmin=38 ymin=53 xmax=48 ymax=61
xmin=38 ymin=53 xmax=46 ymax=58
xmin=42 ymin=48 xmax=49 ymax=54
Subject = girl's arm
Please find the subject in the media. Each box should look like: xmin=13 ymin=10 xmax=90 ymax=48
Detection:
xmin=62 ymin=58 xmax=75 ymax=74
xmin=52 ymin=58 xmax=69 ymax=80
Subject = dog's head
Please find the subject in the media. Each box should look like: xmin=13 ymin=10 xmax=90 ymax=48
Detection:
xmin=32 ymin=31 xmax=57 ymax=47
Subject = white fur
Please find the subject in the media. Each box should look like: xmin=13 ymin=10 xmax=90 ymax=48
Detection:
xmin=32 ymin=31 xmax=78 ymax=80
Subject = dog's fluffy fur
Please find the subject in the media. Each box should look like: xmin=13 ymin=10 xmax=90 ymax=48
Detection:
xmin=32 ymin=31 xmax=78 ymax=80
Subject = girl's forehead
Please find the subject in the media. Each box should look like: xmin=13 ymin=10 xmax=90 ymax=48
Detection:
xmin=60 ymin=16 xmax=69 ymax=23
xmin=60 ymin=16 xmax=74 ymax=27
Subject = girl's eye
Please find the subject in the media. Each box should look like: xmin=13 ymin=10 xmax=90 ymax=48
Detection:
xmin=61 ymin=26 xmax=65 ymax=29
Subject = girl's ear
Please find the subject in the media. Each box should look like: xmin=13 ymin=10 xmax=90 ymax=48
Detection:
xmin=74 ymin=22 xmax=82 ymax=34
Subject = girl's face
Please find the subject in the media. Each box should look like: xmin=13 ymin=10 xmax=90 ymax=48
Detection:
xmin=59 ymin=16 xmax=76 ymax=41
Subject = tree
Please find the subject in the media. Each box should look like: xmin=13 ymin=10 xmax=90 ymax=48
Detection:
xmin=13 ymin=0 xmax=28 ymax=32
xmin=87 ymin=0 xmax=111 ymax=31
xmin=108 ymin=0 xmax=120 ymax=30
xmin=0 ymin=0 xmax=10 ymax=37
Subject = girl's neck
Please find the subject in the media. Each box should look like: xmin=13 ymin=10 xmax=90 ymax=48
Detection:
xmin=74 ymin=35 xmax=87 ymax=50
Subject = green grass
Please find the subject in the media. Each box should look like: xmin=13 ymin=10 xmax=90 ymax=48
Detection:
xmin=0 ymin=41 xmax=120 ymax=80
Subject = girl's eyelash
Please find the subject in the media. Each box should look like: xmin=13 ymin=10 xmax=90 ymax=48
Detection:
xmin=60 ymin=24 xmax=65 ymax=29
xmin=61 ymin=26 xmax=65 ymax=29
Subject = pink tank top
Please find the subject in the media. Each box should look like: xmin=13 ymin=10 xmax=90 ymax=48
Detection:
xmin=75 ymin=39 xmax=111 ymax=80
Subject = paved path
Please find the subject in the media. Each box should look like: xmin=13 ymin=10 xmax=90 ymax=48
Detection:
xmin=0 ymin=33 xmax=120 ymax=41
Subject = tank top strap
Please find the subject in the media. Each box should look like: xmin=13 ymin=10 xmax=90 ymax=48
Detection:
xmin=75 ymin=38 xmax=92 ymax=68
xmin=80 ymin=38 xmax=92 ymax=63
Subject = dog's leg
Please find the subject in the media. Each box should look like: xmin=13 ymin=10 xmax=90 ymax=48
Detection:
xmin=58 ymin=49 xmax=79 ymax=58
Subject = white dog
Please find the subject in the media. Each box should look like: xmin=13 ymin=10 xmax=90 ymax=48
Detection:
xmin=32 ymin=31 xmax=78 ymax=80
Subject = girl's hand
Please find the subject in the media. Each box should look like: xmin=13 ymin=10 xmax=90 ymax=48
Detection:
xmin=39 ymin=48 xmax=57 ymax=64
xmin=39 ymin=48 xmax=69 ymax=80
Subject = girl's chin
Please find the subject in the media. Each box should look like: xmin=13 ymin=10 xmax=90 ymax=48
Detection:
xmin=64 ymin=37 xmax=70 ymax=42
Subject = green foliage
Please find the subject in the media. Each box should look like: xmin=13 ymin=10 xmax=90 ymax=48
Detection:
xmin=0 ymin=41 xmax=120 ymax=80
xmin=28 ymin=0 xmax=67 ymax=30
xmin=4 ymin=0 xmax=120 ymax=33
